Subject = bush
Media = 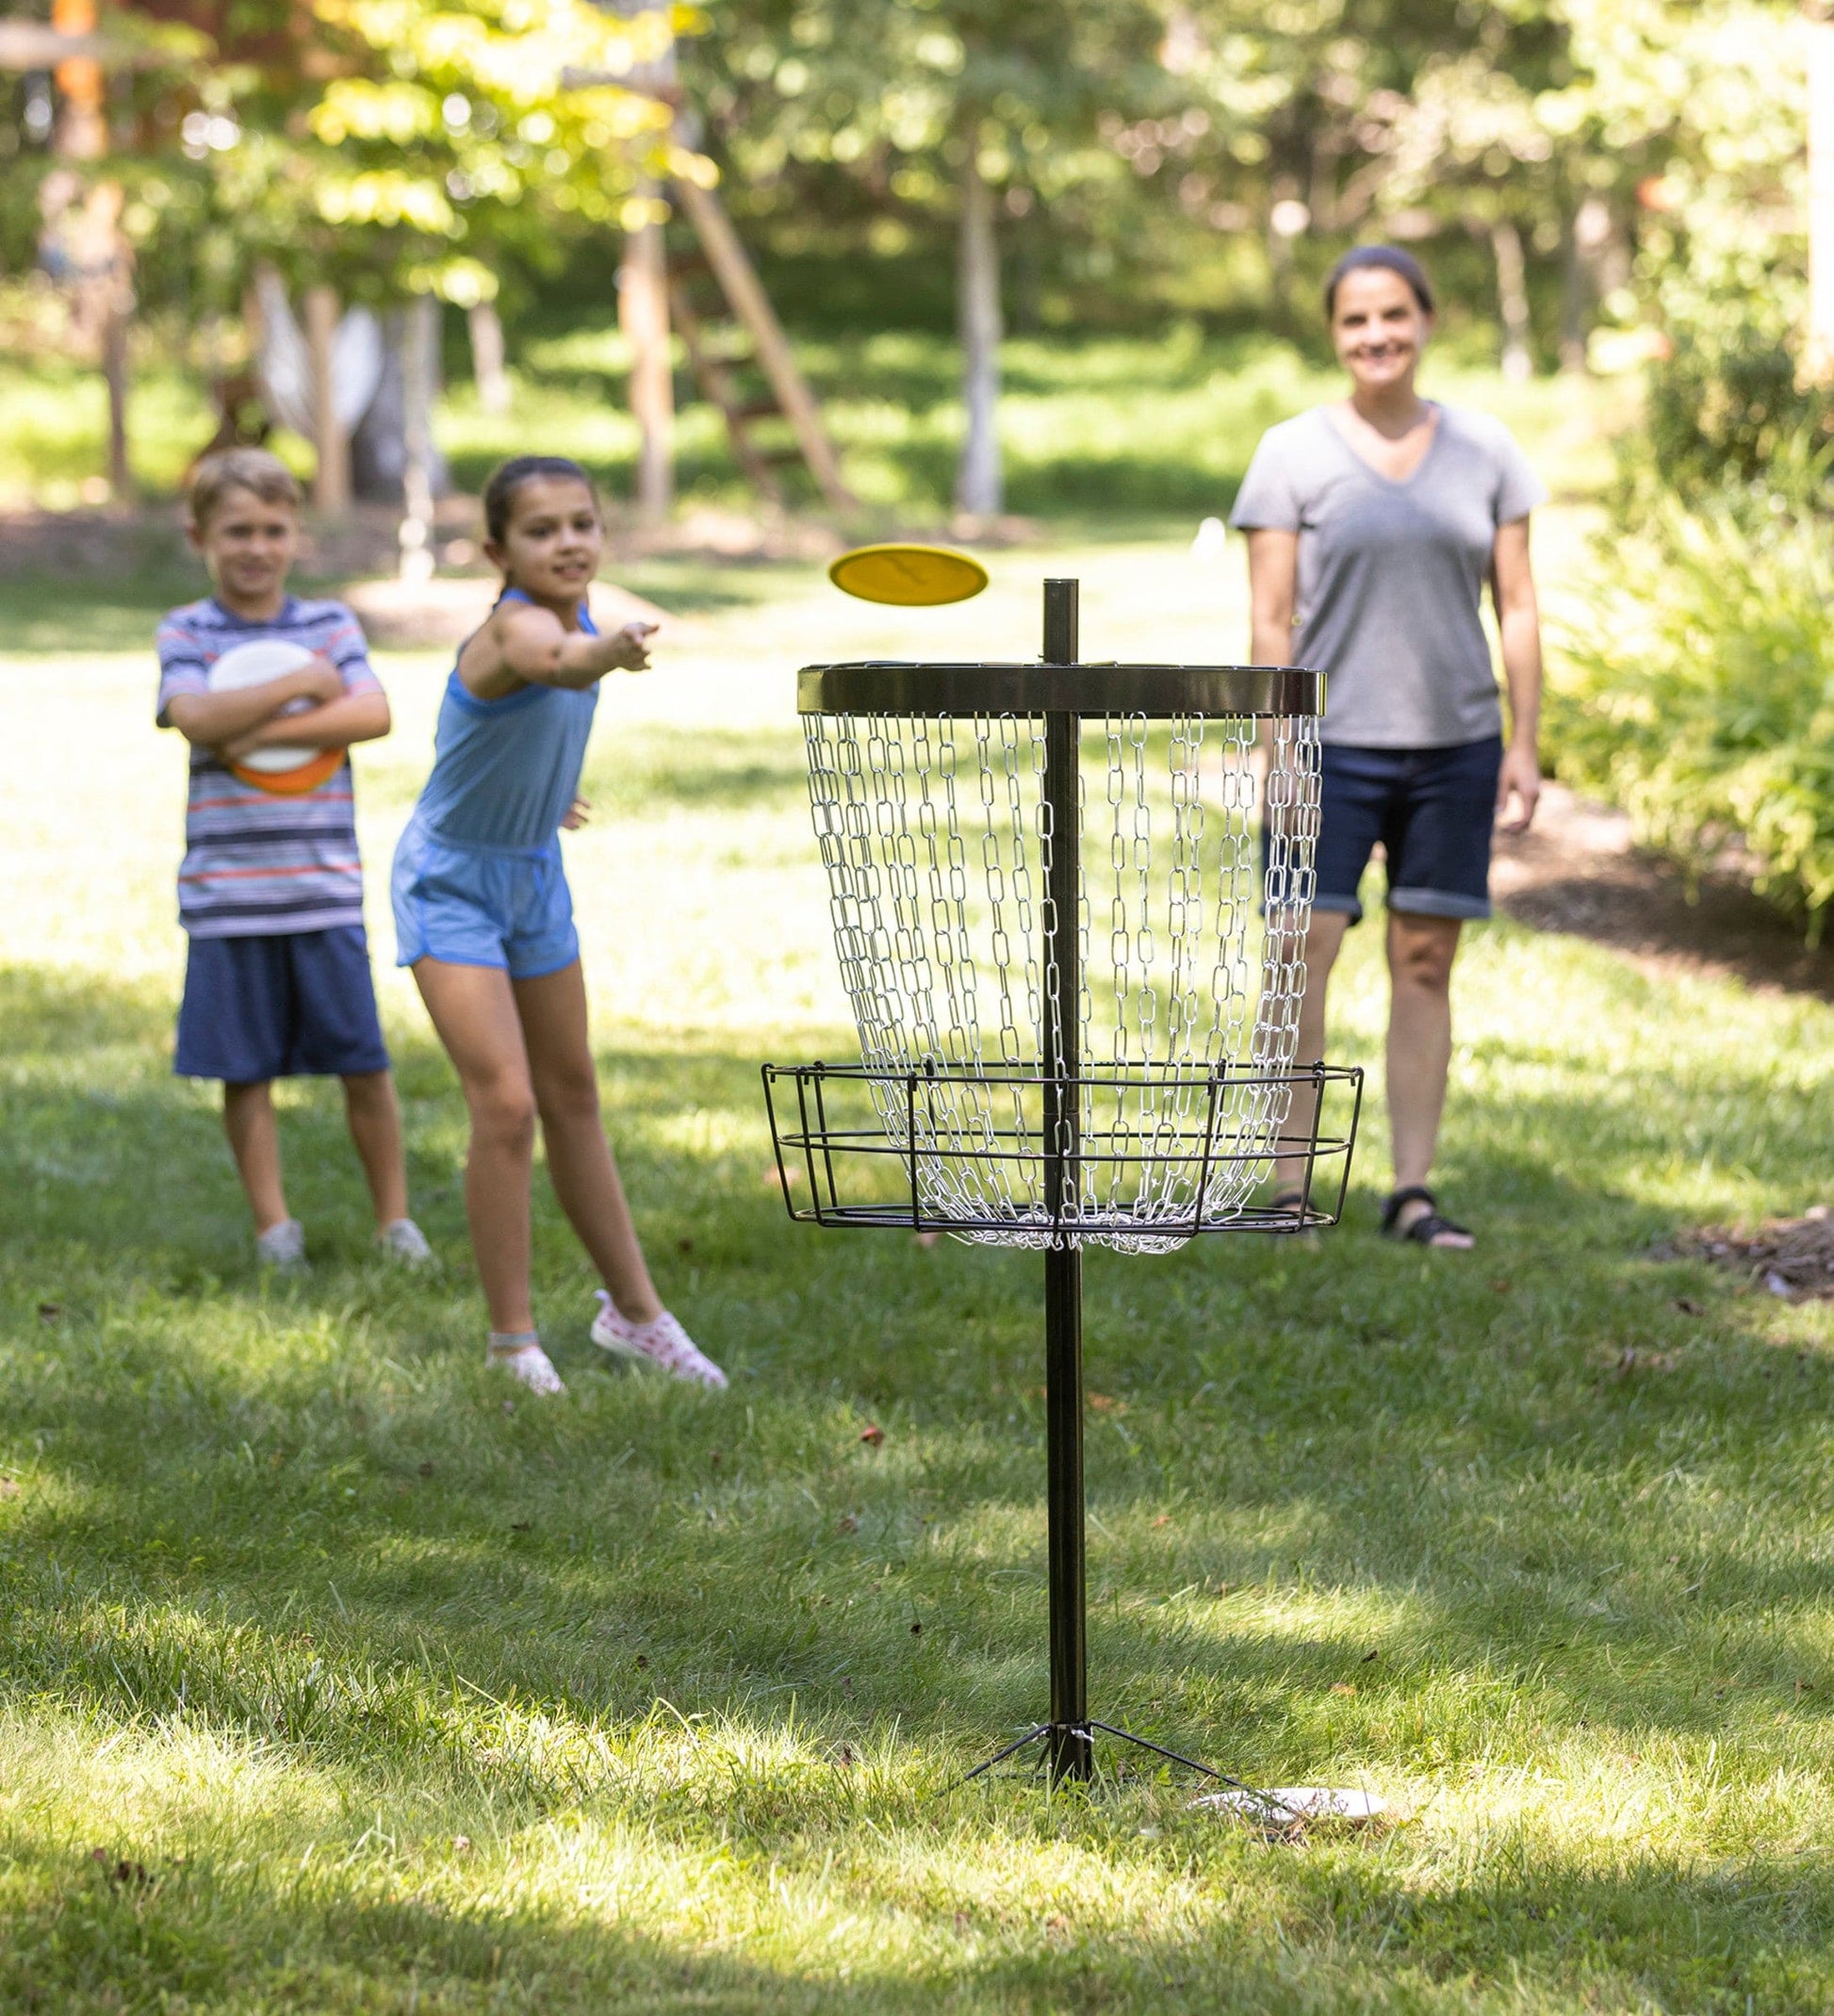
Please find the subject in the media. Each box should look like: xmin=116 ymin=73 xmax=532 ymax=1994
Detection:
xmin=1550 ymin=501 xmax=1834 ymax=941
xmin=1643 ymin=321 xmax=1834 ymax=504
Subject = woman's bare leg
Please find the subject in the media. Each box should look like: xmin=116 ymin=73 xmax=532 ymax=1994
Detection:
xmin=411 ymin=959 xmax=539 ymax=1332
xmin=1384 ymin=909 xmax=1470 ymax=1245
xmin=513 ymin=961 xmax=664 ymax=1323
xmin=1276 ymin=909 xmax=1351 ymax=1191
xmin=222 ymin=1080 xmax=288 ymax=1233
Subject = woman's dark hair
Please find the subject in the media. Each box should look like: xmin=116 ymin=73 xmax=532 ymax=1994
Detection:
xmin=1323 ymin=245 xmax=1434 ymax=319
xmin=483 ymin=455 xmax=601 ymax=544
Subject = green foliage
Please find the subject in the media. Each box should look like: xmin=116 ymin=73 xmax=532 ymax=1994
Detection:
xmin=1552 ymin=504 xmax=1834 ymax=937
xmin=204 ymin=0 xmax=696 ymax=306
xmin=1638 ymin=322 xmax=1834 ymax=509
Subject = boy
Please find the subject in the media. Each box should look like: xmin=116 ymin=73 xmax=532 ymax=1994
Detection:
xmin=157 ymin=448 xmax=432 ymax=1270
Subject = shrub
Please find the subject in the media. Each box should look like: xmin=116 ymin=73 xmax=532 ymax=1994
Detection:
xmin=1643 ymin=321 xmax=1834 ymax=504
xmin=1550 ymin=501 xmax=1834 ymax=941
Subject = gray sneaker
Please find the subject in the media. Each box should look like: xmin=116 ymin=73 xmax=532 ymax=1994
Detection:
xmin=255 ymin=1218 xmax=307 ymax=1270
xmin=377 ymin=1218 xmax=435 ymax=1267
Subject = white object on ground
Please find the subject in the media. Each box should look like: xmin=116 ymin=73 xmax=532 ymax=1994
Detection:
xmin=592 ymin=1292 xmax=728 ymax=1389
xmin=488 ymin=1336 xmax=565 ymax=1396
xmin=255 ymin=1218 xmax=307 ymax=1269
xmin=1193 ymin=1786 xmax=1386 ymax=1825
xmin=1190 ymin=516 xmax=1228 ymax=563
xmin=206 ymin=638 xmax=319 ymax=775
xmin=377 ymin=1218 xmax=435 ymax=1266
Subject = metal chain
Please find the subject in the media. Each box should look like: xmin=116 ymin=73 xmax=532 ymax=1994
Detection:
xmin=800 ymin=698 xmax=1320 ymax=1249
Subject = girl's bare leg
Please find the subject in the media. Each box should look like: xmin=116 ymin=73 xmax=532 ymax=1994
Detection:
xmin=222 ymin=1080 xmax=288 ymax=1232
xmin=340 ymin=1070 xmax=410 ymax=1227
xmin=411 ymin=959 xmax=539 ymax=1333
xmin=513 ymin=961 xmax=664 ymax=1324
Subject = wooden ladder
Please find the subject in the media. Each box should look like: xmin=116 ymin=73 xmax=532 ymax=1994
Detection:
xmin=665 ymin=176 xmax=854 ymax=512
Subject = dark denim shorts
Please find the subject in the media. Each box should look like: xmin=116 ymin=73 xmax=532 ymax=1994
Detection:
xmin=174 ymin=925 xmax=390 ymax=1084
xmin=1314 ymin=735 xmax=1502 ymax=926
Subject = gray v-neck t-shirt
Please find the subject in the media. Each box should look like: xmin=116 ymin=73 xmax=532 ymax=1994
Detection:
xmin=1230 ymin=402 xmax=1546 ymax=748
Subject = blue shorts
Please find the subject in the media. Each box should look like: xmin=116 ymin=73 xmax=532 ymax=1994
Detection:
xmin=174 ymin=926 xmax=390 ymax=1083
xmin=391 ymin=825 xmax=579 ymax=981
xmin=1313 ymin=736 xmax=1502 ymax=926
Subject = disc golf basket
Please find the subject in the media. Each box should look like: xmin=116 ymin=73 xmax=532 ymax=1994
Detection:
xmin=763 ymin=580 xmax=1362 ymax=1787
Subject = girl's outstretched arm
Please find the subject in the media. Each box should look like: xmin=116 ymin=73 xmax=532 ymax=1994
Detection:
xmin=461 ymin=600 xmax=654 ymax=701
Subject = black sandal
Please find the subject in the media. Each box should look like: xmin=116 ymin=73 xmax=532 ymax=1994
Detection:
xmin=1379 ymin=1185 xmax=1473 ymax=1249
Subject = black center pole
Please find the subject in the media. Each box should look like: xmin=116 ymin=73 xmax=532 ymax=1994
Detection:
xmin=1040 ymin=578 xmax=1091 ymax=1784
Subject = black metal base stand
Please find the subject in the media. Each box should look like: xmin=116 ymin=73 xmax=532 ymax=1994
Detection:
xmin=955 ymin=1718 xmax=1236 ymax=1788
xmin=950 ymin=1240 xmax=1259 ymax=1795
xmin=955 ymin=581 xmax=1250 ymax=1795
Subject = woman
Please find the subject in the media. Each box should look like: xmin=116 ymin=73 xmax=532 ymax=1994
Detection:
xmin=1232 ymin=245 xmax=1546 ymax=1248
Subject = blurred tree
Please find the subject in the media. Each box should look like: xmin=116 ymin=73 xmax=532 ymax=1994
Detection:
xmin=1805 ymin=0 xmax=1834 ymax=381
xmin=686 ymin=0 xmax=1175 ymax=514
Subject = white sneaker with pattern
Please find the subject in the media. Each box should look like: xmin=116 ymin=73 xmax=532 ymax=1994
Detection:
xmin=487 ymin=1335 xmax=565 ymax=1395
xmin=255 ymin=1218 xmax=308 ymax=1270
xmin=591 ymin=1293 xmax=728 ymax=1389
xmin=377 ymin=1218 xmax=435 ymax=1266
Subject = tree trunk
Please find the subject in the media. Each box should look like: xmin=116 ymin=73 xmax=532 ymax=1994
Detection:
xmin=467 ymin=299 xmax=510 ymax=414
xmin=1489 ymin=219 xmax=1533 ymax=383
xmin=51 ymin=0 xmax=132 ymax=500
xmin=351 ymin=318 xmax=405 ymax=504
xmin=1560 ymin=195 xmax=1615 ymax=374
xmin=102 ymin=303 xmax=129 ymax=494
xmin=955 ymin=151 xmax=1003 ymax=519
xmin=399 ymin=296 xmax=439 ymax=582
xmin=1808 ymin=4 xmax=1834 ymax=382
xmin=304 ymin=285 xmax=352 ymax=516
xmin=620 ymin=182 xmax=673 ymax=521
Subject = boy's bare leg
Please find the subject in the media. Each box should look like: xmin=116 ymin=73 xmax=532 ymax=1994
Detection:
xmin=341 ymin=1069 xmax=410 ymax=1228
xmin=411 ymin=959 xmax=538 ymax=1333
xmin=222 ymin=1080 xmax=288 ymax=1232
xmin=514 ymin=962 xmax=664 ymax=1324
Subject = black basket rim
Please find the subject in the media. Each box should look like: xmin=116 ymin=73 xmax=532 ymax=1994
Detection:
xmin=796 ymin=662 xmax=1323 ymax=720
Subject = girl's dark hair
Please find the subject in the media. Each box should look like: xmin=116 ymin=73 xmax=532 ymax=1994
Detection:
xmin=1323 ymin=245 xmax=1435 ymax=319
xmin=483 ymin=455 xmax=600 ymax=544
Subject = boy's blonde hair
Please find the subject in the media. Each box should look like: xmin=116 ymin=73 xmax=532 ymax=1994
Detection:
xmin=188 ymin=448 xmax=303 ymax=530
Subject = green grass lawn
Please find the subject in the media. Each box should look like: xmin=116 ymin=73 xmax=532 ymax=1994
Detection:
xmin=0 ymin=322 xmax=1629 ymax=521
xmin=7 ymin=518 xmax=1834 ymax=2007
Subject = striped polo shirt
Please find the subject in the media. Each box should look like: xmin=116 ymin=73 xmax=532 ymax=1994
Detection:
xmin=156 ymin=596 xmax=383 ymax=939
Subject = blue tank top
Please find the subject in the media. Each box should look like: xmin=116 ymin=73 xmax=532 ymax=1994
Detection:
xmin=411 ymin=591 xmax=599 ymax=853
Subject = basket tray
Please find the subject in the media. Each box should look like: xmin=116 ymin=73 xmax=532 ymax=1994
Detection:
xmin=762 ymin=1060 xmax=1362 ymax=1251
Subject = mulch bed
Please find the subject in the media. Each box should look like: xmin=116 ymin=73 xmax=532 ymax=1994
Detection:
xmin=1665 ymin=1209 xmax=1834 ymax=1301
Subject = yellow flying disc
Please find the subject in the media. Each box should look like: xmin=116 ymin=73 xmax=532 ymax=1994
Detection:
xmin=827 ymin=543 xmax=990 ymax=606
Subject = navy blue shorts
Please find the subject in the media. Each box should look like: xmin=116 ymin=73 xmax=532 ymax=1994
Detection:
xmin=1314 ymin=736 xmax=1502 ymax=926
xmin=174 ymin=926 xmax=391 ymax=1084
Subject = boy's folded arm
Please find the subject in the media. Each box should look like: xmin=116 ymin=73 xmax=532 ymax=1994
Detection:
xmin=162 ymin=661 xmax=344 ymax=746
xmin=226 ymin=689 xmax=391 ymax=754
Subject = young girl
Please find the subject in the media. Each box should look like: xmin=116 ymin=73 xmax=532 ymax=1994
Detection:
xmin=392 ymin=455 xmax=725 ymax=1394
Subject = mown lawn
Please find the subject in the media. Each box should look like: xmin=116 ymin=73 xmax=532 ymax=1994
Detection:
xmin=0 ymin=321 xmax=1627 ymax=520
xmin=5 ymin=513 xmax=1834 ymax=2011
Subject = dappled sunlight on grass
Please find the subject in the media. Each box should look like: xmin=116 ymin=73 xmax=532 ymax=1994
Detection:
xmin=7 ymin=496 xmax=1834 ymax=2006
